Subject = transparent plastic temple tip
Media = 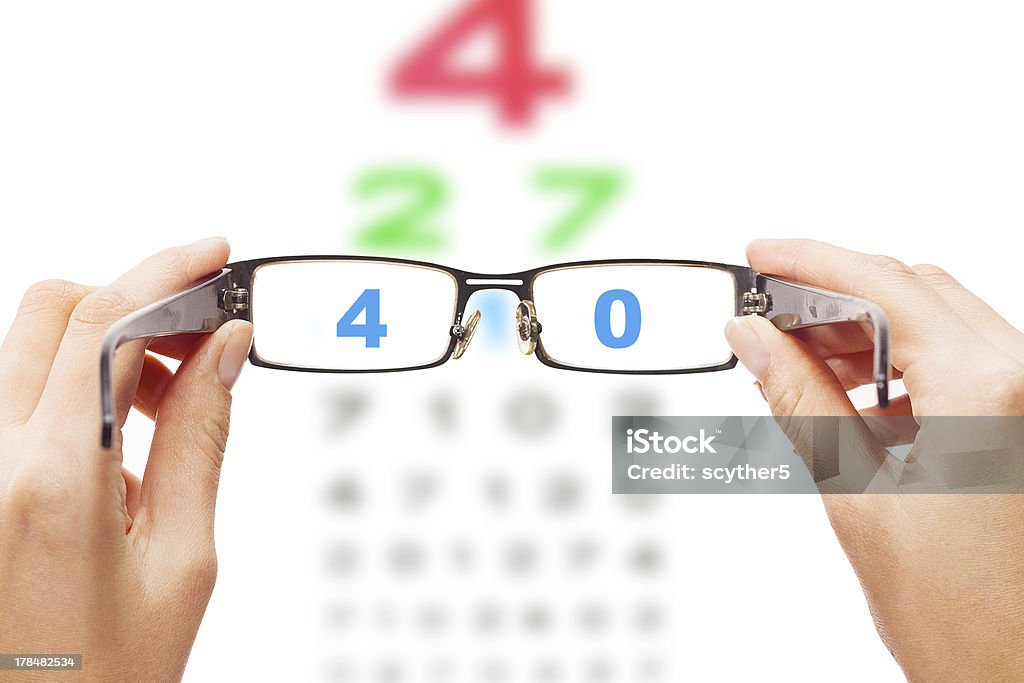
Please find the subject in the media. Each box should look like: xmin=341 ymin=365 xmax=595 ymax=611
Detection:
xmin=99 ymin=269 xmax=235 ymax=448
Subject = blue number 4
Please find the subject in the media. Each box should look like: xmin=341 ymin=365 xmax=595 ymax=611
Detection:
xmin=336 ymin=289 xmax=388 ymax=348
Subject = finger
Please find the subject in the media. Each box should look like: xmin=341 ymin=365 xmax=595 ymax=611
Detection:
xmin=0 ymin=280 xmax=94 ymax=427
xmin=136 ymin=320 xmax=252 ymax=544
xmin=861 ymin=393 xmax=914 ymax=419
xmin=133 ymin=353 xmax=174 ymax=421
xmin=727 ymin=315 xmax=862 ymax=417
xmin=122 ymin=466 xmax=142 ymax=528
xmin=32 ymin=238 xmax=230 ymax=446
xmin=859 ymin=399 xmax=919 ymax=457
xmin=911 ymin=263 xmax=1024 ymax=364
xmin=725 ymin=315 xmax=892 ymax=492
xmin=147 ymin=334 xmax=210 ymax=362
xmin=747 ymin=239 xmax=974 ymax=377
xmin=791 ymin=321 xmax=874 ymax=359
xmin=823 ymin=352 xmax=904 ymax=392
xmin=791 ymin=324 xmax=903 ymax=391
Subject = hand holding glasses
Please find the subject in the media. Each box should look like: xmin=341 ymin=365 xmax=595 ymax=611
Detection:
xmin=98 ymin=256 xmax=890 ymax=447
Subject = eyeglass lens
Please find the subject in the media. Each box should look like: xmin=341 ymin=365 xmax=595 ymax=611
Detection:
xmin=532 ymin=264 xmax=736 ymax=371
xmin=250 ymin=260 xmax=459 ymax=370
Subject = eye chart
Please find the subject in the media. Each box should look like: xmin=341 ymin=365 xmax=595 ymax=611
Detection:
xmin=192 ymin=2 xmax=904 ymax=680
xmin=192 ymin=1 xmax=917 ymax=680
xmin=10 ymin=0 xmax=1019 ymax=680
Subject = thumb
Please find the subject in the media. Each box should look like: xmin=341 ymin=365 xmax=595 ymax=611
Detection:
xmin=138 ymin=320 xmax=253 ymax=542
xmin=725 ymin=315 xmax=860 ymax=418
xmin=724 ymin=315 xmax=890 ymax=492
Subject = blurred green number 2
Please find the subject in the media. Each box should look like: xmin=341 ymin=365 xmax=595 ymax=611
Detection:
xmin=354 ymin=167 xmax=448 ymax=252
xmin=535 ymin=167 xmax=624 ymax=252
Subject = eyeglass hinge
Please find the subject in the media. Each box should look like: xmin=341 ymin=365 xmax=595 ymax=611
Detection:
xmin=220 ymin=287 xmax=250 ymax=314
xmin=742 ymin=290 xmax=771 ymax=315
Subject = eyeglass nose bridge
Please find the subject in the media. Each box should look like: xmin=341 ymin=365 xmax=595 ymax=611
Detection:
xmin=449 ymin=271 xmax=537 ymax=359
xmin=461 ymin=272 xmax=530 ymax=294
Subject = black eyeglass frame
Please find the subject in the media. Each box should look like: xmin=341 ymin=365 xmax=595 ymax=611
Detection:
xmin=99 ymin=255 xmax=891 ymax=447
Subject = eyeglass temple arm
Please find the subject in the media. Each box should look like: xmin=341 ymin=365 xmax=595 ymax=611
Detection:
xmin=752 ymin=273 xmax=891 ymax=409
xmin=100 ymin=268 xmax=238 ymax=448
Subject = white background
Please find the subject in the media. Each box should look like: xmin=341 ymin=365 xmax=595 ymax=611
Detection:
xmin=2 ymin=1 xmax=1023 ymax=681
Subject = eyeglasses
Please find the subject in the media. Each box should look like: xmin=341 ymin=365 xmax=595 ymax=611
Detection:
xmin=98 ymin=256 xmax=891 ymax=447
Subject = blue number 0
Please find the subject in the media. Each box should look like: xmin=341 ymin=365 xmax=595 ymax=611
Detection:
xmin=336 ymin=289 xmax=388 ymax=348
xmin=594 ymin=289 xmax=641 ymax=348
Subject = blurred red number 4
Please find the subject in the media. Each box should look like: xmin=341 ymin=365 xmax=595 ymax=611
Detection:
xmin=391 ymin=0 xmax=570 ymax=127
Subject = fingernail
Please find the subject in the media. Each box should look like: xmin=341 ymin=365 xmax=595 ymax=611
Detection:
xmin=747 ymin=238 xmax=781 ymax=249
xmin=192 ymin=236 xmax=228 ymax=248
xmin=724 ymin=317 xmax=771 ymax=380
xmin=218 ymin=321 xmax=253 ymax=390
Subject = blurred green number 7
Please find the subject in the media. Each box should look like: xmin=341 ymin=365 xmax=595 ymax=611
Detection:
xmin=535 ymin=167 xmax=624 ymax=252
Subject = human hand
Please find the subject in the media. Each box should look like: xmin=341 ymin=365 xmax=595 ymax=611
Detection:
xmin=724 ymin=239 xmax=1024 ymax=681
xmin=0 ymin=238 xmax=252 ymax=682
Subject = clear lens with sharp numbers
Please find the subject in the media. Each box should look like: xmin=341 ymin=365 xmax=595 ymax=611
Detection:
xmin=251 ymin=260 xmax=458 ymax=370
xmin=531 ymin=264 xmax=736 ymax=371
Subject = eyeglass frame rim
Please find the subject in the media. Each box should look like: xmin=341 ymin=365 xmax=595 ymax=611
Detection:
xmin=225 ymin=254 xmax=754 ymax=376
